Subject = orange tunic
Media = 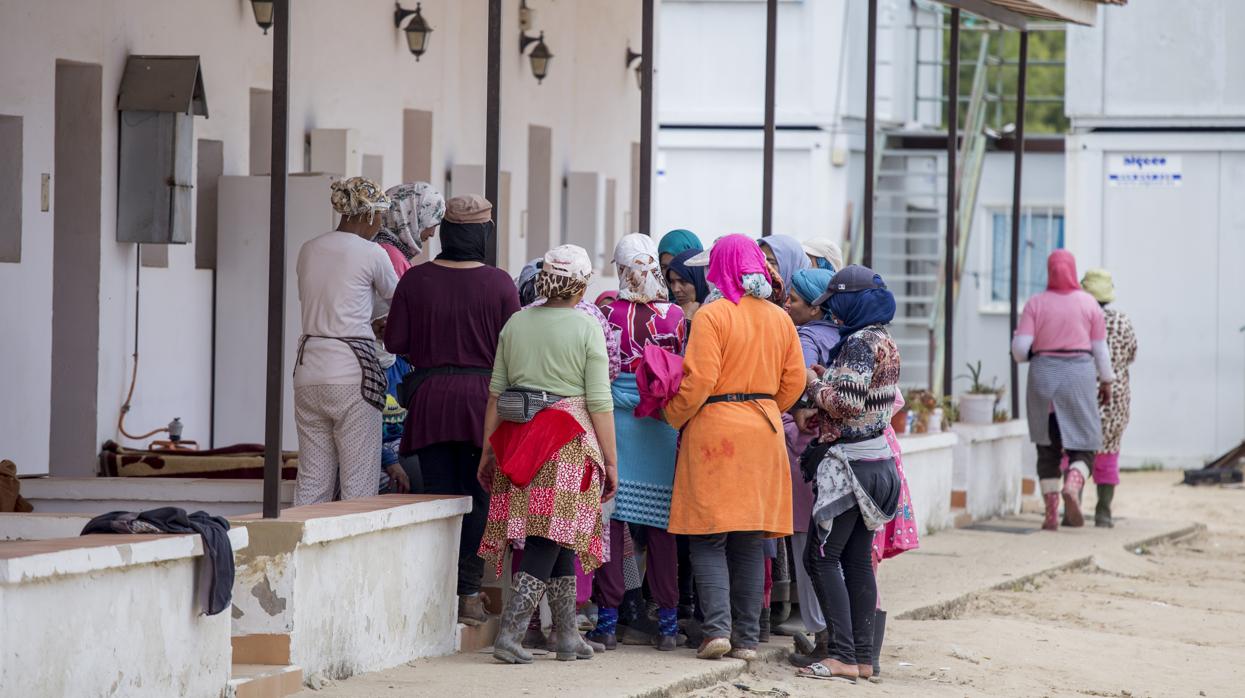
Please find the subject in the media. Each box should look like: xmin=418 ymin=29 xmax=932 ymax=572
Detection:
xmin=665 ymin=296 xmax=806 ymax=537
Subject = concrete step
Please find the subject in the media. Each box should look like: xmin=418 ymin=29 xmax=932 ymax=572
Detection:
xmin=456 ymin=615 xmax=500 ymax=653
xmin=229 ymin=664 xmax=303 ymax=698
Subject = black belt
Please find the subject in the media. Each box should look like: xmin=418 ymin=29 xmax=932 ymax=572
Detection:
xmin=705 ymin=393 xmax=774 ymax=405
xmin=397 ymin=365 xmax=492 ymax=408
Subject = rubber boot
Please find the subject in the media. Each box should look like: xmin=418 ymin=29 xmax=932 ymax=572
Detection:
xmin=788 ymin=630 xmax=829 ymax=668
xmin=548 ymin=576 xmax=594 ymax=661
xmin=494 ymin=572 xmax=544 ymax=664
xmin=654 ymin=607 xmax=679 ymax=651
xmin=759 ymin=608 xmax=772 ymax=643
xmin=1095 ymin=484 xmax=1115 ymax=528
xmin=1042 ymin=492 xmax=1060 ymax=531
xmin=871 ymin=609 xmax=887 ymax=679
xmin=1062 ymin=463 xmax=1088 ymax=527
xmin=521 ymin=611 xmax=547 ymax=649
xmin=586 ymin=606 xmax=618 ymax=650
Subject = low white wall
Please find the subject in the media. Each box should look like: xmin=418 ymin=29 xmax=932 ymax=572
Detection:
xmin=951 ymin=420 xmax=1027 ymax=521
xmin=0 ymin=528 xmax=247 ymax=698
xmin=0 ymin=512 xmax=93 ymax=540
xmin=21 ymin=477 xmax=294 ymax=517
xmin=897 ymin=432 xmax=957 ymax=535
xmin=231 ymin=495 xmax=471 ymax=681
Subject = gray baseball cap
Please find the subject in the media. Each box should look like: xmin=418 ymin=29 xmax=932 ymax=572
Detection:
xmin=812 ymin=264 xmax=886 ymax=306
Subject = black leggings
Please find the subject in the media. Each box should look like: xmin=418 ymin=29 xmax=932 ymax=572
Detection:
xmin=415 ymin=441 xmax=487 ymax=595
xmin=520 ymin=536 xmax=576 ymax=582
xmin=1036 ymin=413 xmax=1095 ymax=481
xmin=804 ymin=508 xmax=877 ymax=666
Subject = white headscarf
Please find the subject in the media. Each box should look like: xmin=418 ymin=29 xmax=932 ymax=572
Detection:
xmin=536 ymin=244 xmax=594 ymax=299
xmin=801 ymin=238 xmax=845 ymax=273
xmin=613 ymin=233 xmax=667 ymax=303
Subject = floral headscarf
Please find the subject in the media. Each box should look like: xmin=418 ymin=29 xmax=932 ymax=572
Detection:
xmin=614 ymin=233 xmax=668 ymax=303
xmin=330 ymin=177 xmax=390 ymax=223
xmin=535 ymin=244 xmax=593 ymax=300
xmin=380 ymin=182 xmax=446 ymax=258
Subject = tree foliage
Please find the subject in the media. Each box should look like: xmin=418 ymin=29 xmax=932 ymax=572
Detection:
xmin=944 ymin=20 xmax=1067 ymax=135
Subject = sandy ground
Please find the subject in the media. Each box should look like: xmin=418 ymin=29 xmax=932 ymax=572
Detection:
xmin=689 ymin=471 xmax=1245 ymax=698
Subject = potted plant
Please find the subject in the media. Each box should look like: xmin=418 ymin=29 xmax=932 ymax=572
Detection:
xmin=904 ymin=389 xmax=938 ymax=434
xmin=956 ymin=361 xmax=1002 ymax=425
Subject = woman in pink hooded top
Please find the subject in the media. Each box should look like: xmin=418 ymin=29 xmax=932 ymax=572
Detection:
xmin=1012 ymin=250 xmax=1115 ymax=531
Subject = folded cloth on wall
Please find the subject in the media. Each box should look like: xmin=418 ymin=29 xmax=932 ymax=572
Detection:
xmin=634 ymin=344 xmax=684 ymax=419
xmin=81 ymin=507 xmax=234 ymax=616
xmin=98 ymin=441 xmax=299 ymax=480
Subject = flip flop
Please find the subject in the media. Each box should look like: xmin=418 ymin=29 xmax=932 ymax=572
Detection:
xmin=797 ymin=662 xmax=857 ymax=683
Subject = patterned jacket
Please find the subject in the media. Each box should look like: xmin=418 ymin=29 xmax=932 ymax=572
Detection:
xmin=808 ymin=324 xmax=901 ymax=443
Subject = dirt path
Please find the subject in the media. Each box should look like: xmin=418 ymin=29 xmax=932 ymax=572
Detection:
xmin=689 ymin=472 xmax=1245 ymax=698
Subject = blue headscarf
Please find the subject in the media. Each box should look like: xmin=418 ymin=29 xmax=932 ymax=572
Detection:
xmin=790 ymin=268 xmax=835 ymax=310
xmin=812 ymin=257 xmax=836 ymax=272
xmin=666 ymin=248 xmax=710 ymax=303
xmin=758 ymin=235 xmax=811 ymax=292
xmin=824 ymin=270 xmax=896 ymax=362
xmin=658 ymin=229 xmax=704 ymax=259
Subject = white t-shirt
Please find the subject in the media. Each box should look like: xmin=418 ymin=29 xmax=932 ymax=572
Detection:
xmin=294 ymin=231 xmax=398 ymax=388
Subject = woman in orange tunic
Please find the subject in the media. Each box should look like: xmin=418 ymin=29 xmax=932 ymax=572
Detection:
xmin=665 ymin=235 xmax=806 ymax=661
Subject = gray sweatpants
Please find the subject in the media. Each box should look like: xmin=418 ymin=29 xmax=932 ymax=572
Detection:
xmin=688 ymin=531 xmax=765 ymax=648
xmin=792 ymin=531 xmax=827 ymax=633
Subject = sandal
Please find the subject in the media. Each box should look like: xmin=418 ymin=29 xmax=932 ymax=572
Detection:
xmin=797 ymin=661 xmax=858 ymax=683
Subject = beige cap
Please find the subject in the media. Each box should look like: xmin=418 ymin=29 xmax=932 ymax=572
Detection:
xmin=444 ymin=194 xmax=493 ymax=224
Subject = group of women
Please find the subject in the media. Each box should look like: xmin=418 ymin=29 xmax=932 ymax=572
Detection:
xmin=293 ymin=176 xmax=916 ymax=681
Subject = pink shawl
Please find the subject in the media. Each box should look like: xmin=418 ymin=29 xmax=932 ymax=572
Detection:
xmin=705 ymin=234 xmax=772 ymax=304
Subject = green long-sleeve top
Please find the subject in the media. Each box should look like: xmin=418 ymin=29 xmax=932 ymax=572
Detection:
xmin=489 ymin=306 xmax=614 ymax=414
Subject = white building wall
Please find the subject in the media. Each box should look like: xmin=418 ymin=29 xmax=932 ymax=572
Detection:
xmin=1066 ymin=0 xmax=1245 ymax=129
xmin=0 ymin=0 xmax=642 ymax=474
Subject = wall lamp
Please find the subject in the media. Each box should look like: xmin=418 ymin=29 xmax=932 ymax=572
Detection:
xmin=394 ymin=2 xmax=434 ymax=61
xmin=250 ymin=0 xmax=274 ymax=34
xmin=626 ymin=44 xmax=643 ymax=90
xmin=520 ymin=31 xmax=553 ymax=84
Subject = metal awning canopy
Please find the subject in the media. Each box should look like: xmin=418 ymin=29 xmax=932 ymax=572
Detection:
xmin=935 ymin=0 xmax=1125 ymax=28
xmin=117 ymin=55 xmax=208 ymax=116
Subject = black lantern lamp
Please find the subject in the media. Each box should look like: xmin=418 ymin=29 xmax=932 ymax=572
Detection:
xmin=626 ymin=45 xmax=643 ymax=90
xmin=250 ymin=0 xmax=274 ymax=34
xmin=394 ymin=2 xmax=433 ymax=60
xmin=520 ymin=31 xmax=553 ymax=84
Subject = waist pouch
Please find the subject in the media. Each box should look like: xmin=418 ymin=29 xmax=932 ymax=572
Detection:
xmin=497 ymin=387 xmax=566 ymax=423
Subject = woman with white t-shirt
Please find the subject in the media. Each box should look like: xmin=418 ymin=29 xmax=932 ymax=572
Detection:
xmin=292 ymin=177 xmax=399 ymax=506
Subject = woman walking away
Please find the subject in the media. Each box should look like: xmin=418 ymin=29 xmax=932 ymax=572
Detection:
xmin=801 ymin=238 xmax=844 ymax=273
xmin=666 ymin=249 xmax=710 ymax=326
xmin=376 ymin=181 xmax=445 ymax=277
xmin=1012 ymin=250 xmax=1115 ymax=530
xmin=588 ymin=234 xmax=687 ymax=652
xmin=657 ymin=228 xmax=703 ymax=279
xmin=783 ymin=268 xmax=837 ymax=667
xmin=478 ymin=245 xmax=619 ymax=665
xmin=1081 ymin=268 xmax=1137 ymax=527
xmin=385 ymin=194 xmax=520 ymax=627
xmin=665 ymin=235 xmax=806 ymax=661
xmin=293 ymin=177 xmax=397 ymax=506
xmin=798 ymin=264 xmax=902 ymax=683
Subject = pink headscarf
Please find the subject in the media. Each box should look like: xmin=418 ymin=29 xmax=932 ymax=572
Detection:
xmin=1046 ymin=249 xmax=1080 ymax=293
xmin=705 ymin=234 xmax=772 ymax=304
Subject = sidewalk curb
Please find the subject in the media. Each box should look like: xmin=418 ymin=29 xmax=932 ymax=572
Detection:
xmin=623 ymin=647 xmax=789 ymax=698
xmin=896 ymin=521 xmax=1205 ymax=622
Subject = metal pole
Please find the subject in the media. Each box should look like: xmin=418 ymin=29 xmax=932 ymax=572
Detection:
xmin=1008 ymin=31 xmax=1028 ymax=418
xmin=942 ymin=8 xmax=959 ymax=399
xmin=761 ymin=0 xmax=777 ymax=237
xmin=262 ymin=0 xmax=290 ymax=519
xmin=863 ymin=0 xmax=877 ymax=267
xmin=639 ymin=0 xmax=655 ymax=236
xmin=485 ymin=0 xmax=501 ymax=264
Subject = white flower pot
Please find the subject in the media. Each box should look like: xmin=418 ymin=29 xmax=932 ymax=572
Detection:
xmin=958 ymin=393 xmax=996 ymax=425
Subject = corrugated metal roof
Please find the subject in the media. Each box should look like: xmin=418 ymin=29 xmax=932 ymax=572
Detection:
xmin=936 ymin=0 xmax=1126 ymax=27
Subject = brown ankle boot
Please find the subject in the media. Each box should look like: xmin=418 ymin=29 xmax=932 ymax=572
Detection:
xmin=1042 ymin=492 xmax=1060 ymax=531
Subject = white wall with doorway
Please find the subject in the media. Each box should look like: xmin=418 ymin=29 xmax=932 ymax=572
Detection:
xmin=0 ymin=0 xmax=643 ymax=474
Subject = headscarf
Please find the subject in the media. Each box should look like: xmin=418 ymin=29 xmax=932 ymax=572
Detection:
xmin=1081 ymin=268 xmax=1115 ymax=304
xmin=801 ymin=238 xmax=844 ymax=273
xmin=666 ymin=249 xmax=710 ymax=303
xmin=330 ymin=176 xmax=390 ymax=223
xmin=379 ymin=182 xmax=445 ymax=258
xmin=595 ymin=290 xmax=619 ymax=307
xmin=705 ymin=234 xmax=772 ymax=305
xmin=438 ymin=194 xmax=493 ymax=263
xmin=517 ymin=258 xmax=542 ymax=305
xmin=1046 ymin=249 xmax=1080 ymax=293
xmin=535 ymin=244 xmax=593 ymax=299
xmin=758 ymin=235 xmax=811 ymax=291
xmin=790 ymin=268 xmax=835 ymax=310
xmin=657 ymin=229 xmax=703 ymax=259
xmin=825 ymin=266 xmax=896 ymax=361
xmin=614 ymin=233 xmax=668 ymax=303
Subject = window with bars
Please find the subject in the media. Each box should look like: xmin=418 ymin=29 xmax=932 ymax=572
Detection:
xmin=986 ymin=206 xmax=1064 ymax=308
